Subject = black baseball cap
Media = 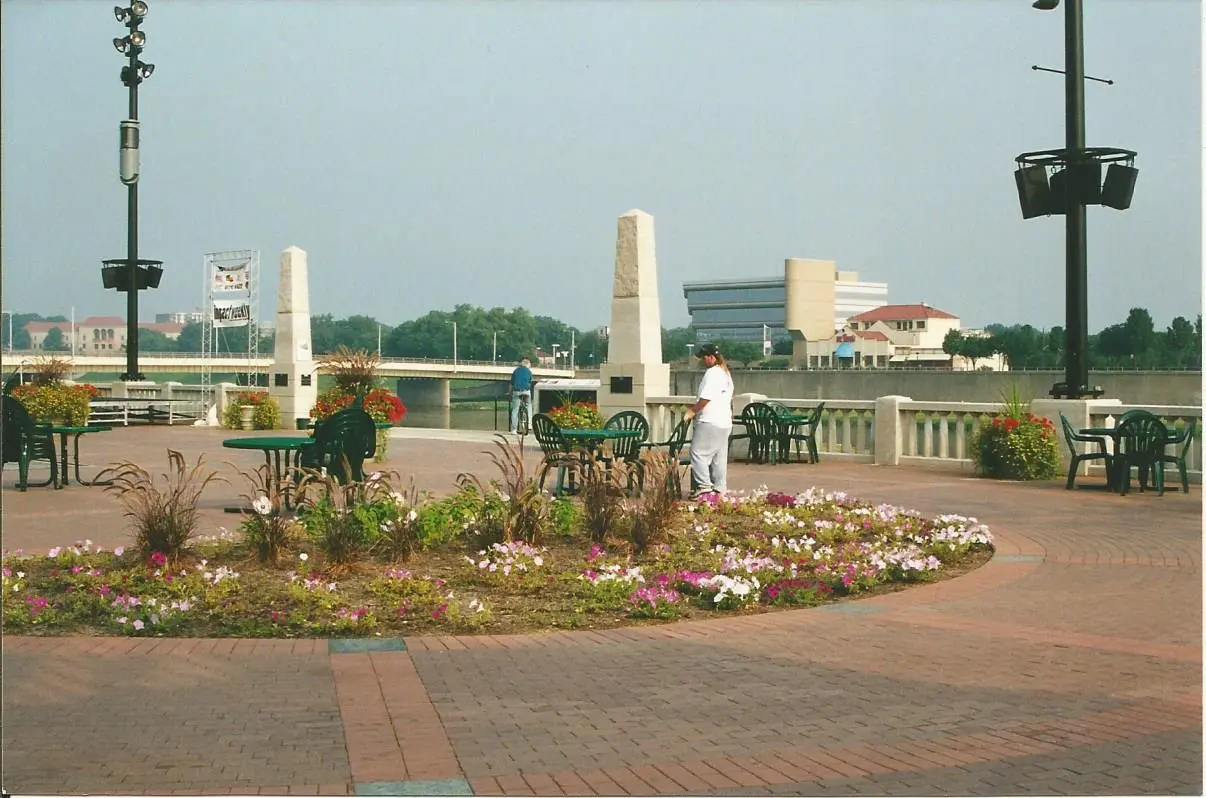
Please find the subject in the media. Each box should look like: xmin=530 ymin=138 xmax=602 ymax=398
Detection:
xmin=696 ymin=343 xmax=720 ymax=358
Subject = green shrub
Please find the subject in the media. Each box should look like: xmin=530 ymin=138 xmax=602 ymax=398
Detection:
xmin=223 ymin=391 xmax=281 ymax=430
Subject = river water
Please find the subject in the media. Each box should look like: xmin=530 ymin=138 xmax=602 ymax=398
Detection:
xmin=405 ymin=405 xmax=511 ymax=431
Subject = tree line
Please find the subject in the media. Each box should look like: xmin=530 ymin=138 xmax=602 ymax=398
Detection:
xmin=945 ymin=309 xmax=1201 ymax=370
xmin=4 ymin=306 xmax=1200 ymax=370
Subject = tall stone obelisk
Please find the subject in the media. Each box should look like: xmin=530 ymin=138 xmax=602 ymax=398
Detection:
xmin=598 ymin=209 xmax=670 ymax=417
xmin=268 ymin=246 xmax=317 ymax=427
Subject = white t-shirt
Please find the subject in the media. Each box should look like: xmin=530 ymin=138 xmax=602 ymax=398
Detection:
xmin=696 ymin=365 xmax=734 ymax=428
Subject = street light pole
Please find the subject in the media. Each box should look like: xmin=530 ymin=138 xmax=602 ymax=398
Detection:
xmin=112 ymin=1 xmax=156 ymax=382
xmin=451 ymin=321 xmax=458 ymax=369
xmin=1057 ymin=0 xmax=1089 ymax=399
xmin=492 ymin=330 xmax=498 ymax=362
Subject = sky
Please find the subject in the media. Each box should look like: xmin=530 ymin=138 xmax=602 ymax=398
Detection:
xmin=1 ymin=0 xmax=1200 ymax=334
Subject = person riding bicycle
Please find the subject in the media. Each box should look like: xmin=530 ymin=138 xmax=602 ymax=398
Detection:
xmin=508 ymin=357 xmax=534 ymax=434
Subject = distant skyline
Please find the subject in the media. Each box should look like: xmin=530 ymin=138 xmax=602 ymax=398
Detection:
xmin=1 ymin=1 xmax=1200 ymax=333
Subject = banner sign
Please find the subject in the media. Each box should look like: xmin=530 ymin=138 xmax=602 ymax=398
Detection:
xmin=212 ymin=299 xmax=250 ymax=328
xmin=211 ymin=260 xmax=249 ymax=292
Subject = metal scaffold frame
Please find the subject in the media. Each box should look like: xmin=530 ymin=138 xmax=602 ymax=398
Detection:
xmin=201 ymin=249 xmax=260 ymax=409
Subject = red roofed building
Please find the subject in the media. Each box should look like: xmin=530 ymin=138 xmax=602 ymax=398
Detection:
xmin=805 ymin=303 xmax=1007 ymax=371
xmin=25 ymin=317 xmax=185 ymax=353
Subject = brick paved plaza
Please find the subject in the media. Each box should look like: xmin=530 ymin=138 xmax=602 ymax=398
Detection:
xmin=2 ymin=426 xmax=1201 ymax=796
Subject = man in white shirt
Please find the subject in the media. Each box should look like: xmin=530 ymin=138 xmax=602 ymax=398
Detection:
xmin=684 ymin=343 xmax=734 ymax=498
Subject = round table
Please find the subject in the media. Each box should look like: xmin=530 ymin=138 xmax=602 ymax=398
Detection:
xmin=221 ymin=436 xmax=316 ymax=510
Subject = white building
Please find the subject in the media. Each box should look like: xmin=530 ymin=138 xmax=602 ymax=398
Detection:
xmin=805 ymin=303 xmax=1009 ymax=371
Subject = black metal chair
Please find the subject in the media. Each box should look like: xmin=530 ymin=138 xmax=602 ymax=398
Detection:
xmin=1113 ymin=413 xmax=1169 ymax=496
xmin=531 ymin=413 xmax=582 ymax=495
xmin=300 ymin=407 xmax=377 ymax=484
xmin=1159 ymin=418 xmax=1196 ymax=494
xmin=1 ymin=395 xmax=59 ymax=490
xmin=1059 ymin=413 xmax=1113 ymax=490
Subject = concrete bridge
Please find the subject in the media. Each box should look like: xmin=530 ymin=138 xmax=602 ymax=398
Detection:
xmin=3 ymin=351 xmax=574 ymax=410
xmin=2 ymin=351 xmax=571 ymax=380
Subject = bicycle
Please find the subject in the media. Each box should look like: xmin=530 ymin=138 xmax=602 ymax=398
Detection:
xmin=511 ymin=390 xmax=532 ymax=435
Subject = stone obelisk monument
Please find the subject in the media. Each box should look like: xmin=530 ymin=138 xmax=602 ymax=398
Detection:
xmin=598 ymin=209 xmax=670 ymax=417
xmin=268 ymin=245 xmax=317 ymax=427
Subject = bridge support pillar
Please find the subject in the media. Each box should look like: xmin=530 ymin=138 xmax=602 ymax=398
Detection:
xmin=394 ymin=378 xmax=450 ymax=410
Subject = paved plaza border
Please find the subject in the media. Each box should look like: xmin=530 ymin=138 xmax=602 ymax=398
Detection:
xmin=2 ymin=426 xmax=1201 ymax=795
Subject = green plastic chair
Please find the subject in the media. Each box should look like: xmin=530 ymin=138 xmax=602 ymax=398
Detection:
xmin=783 ymin=402 xmax=825 ymax=464
xmin=739 ymin=402 xmax=780 ymax=464
xmin=1113 ymin=413 xmax=1168 ymax=496
xmin=1 ymin=395 xmax=59 ymax=490
xmin=531 ymin=413 xmax=582 ymax=496
xmin=1159 ymin=418 xmax=1197 ymax=494
xmin=300 ymin=407 xmax=377 ymax=484
xmin=1059 ymin=413 xmax=1113 ymax=490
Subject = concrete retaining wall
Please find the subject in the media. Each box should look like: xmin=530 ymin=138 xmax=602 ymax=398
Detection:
xmin=665 ymin=370 xmax=1201 ymax=407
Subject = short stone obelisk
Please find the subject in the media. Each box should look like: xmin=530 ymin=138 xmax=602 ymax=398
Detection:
xmin=268 ymin=246 xmax=317 ymax=427
xmin=598 ymin=209 xmax=670 ymax=417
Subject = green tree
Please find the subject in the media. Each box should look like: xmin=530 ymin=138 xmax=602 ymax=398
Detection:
xmin=661 ymin=326 xmax=695 ymax=362
xmin=941 ymin=329 xmax=965 ymax=358
xmin=1161 ymin=316 xmax=1198 ymax=370
xmin=986 ymin=324 xmax=1042 ymax=369
xmin=962 ymin=335 xmax=998 ymax=369
xmin=310 ymin=314 xmax=342 ymax=355
xmin=137 ymin=328 xmax=175 ymax=352
xmin=176 ymin=322 xmax=203 ymax=352
xmin=42 ymin=327 xmax=68 ymax=351
xmin=1122 ymin=307 xmax=1156 ymax=360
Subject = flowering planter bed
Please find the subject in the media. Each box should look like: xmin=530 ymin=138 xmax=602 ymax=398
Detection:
xmin=1 ymin=487 xmax=993 ymax=638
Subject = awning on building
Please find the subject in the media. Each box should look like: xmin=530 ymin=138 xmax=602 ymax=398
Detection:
xmin=835 ymin=342 xmax=856 ymax=359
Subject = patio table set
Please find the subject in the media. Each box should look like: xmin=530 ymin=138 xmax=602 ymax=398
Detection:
xmin=529 ymin=410 xmax=701 ymax=497
xmin=1062 ymin=409 xmax=1196 ymax=495
xmin=730 ymin=401 xmax=825 ymax=465
xmin=2 ymin=395 xmax=116 ymax=490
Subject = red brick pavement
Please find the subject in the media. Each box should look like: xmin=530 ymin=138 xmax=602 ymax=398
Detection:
xmin=2 ymin=427 xmax=1201 ymax=795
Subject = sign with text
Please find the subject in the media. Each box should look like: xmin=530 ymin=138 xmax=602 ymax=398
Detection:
xmin=212 ymin=299 xmax=251 ymax=328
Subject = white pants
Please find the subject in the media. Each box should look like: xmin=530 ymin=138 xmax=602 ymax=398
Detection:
xmin=690 ymin=421 xmax=731 ymax=493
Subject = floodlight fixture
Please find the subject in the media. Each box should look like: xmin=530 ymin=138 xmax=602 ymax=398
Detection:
xmin=130 ymin=1 xmax=149 ymax=19
xmin=113 ymin=36 xmax=129 ymax=53
xmin=1032 ymin=0 xmax=1059 ymax=10
xmin=129 ymin=29 xmax=145 ymax=47
xmin=114 ymin=6 xmax=129 ymax=22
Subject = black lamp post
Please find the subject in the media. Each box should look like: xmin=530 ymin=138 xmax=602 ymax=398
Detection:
xmin=106 ymin=1 xmax=158 ymax=381
xmin=1013 ymin=0 xmax=1138 ymax=400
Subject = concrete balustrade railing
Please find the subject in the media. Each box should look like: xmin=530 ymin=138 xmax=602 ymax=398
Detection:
xmin=645 ymin=394 xmax=1203 ymax=483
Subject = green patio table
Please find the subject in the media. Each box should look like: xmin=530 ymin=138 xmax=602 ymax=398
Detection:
xmin=222 ymin=436 xmax=316 ymax=511
xmin=49 ymin=424 xmax=114 ymax=487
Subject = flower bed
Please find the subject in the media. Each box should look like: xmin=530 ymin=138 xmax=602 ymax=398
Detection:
xmin=1 ymin=486 xmax=993 ymax=638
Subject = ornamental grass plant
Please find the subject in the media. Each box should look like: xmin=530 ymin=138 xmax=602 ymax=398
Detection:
xmin=96 ymin=450 xmax=225 ymax=562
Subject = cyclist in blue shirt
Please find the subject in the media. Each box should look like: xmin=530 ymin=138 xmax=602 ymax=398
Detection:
xmin=509 ymin=357 xmax=534 ymax=433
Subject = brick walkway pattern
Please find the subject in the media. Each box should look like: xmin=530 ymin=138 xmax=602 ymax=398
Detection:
xmin=2 ymin=427 xmax=1201 ymax=795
